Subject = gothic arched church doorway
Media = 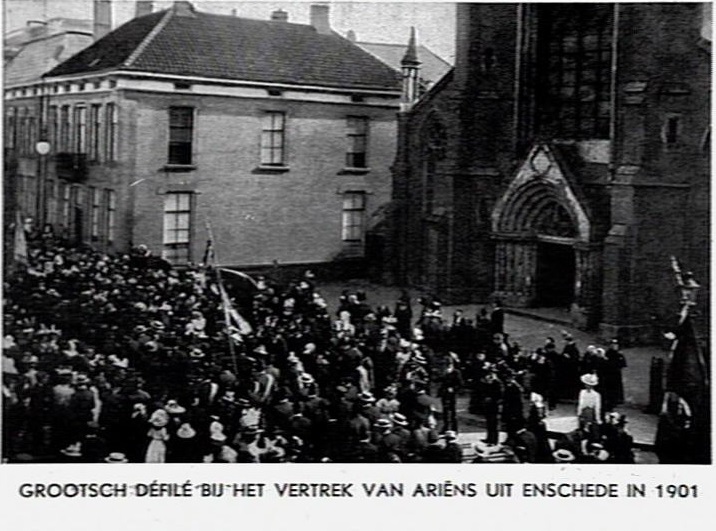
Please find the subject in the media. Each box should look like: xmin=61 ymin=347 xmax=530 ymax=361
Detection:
xmin=491 ymin=144 xmax=598 ymax=315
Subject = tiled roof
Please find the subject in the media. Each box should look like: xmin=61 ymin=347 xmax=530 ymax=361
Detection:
xmin=356 ymin=41 xmax=452 ymax=87
xmin=47 ymin=6 xmax=401 ymax=91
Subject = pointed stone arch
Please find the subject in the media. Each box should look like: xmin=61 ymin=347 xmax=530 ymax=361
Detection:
xmin=492 ymin=144 xmax=590 ymax=242
xmin=490 ymin=144 xmax=598 ymax=317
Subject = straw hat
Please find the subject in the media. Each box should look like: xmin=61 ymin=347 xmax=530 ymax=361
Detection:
xmin=149 ymin=408 xmax=169 ymax=428
xmin=580 ymin=373 xmax=599 ymax=387
xmin=104 ymin=452 xmax=129 ymax=463
xmin=165 ymin=400 xmax=186 ymax=415
xmin=60 ymin=442 xmax=83 ymax=457
xmin=176 ymin=423 xmax=197 ymax=439
xmin=552 ymin=449 xmax=576 ymax=463
xmin=391 ymin=413 xmax=409 ymax=427
xmin=441 ymin=430 xmax=458 ymax=441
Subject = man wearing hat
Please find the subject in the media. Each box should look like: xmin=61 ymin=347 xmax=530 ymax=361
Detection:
xmin=391 ymin=413 xmax=412 ymax=451
xmin=577 ymin=373 xmax=602 ymax=429
xmin=440 ymin=431 xmax=463 ymax=463
xmin=602 ymin=412 xmax=634 ymax=464
xmin=438 ymin=357 xmax=463 ymax=433
xmin=373 ymin=418 xmax=403 ymax=462
xmin=482 ymin=369 xmax=503 ymax=446
xmin=602 ymin=339 xmax=627 ymax=413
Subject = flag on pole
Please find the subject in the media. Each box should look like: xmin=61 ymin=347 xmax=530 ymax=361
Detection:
xmin=13 ymin=211 xmax=28 ymax=265
xmin=655 ymin=311 xmax=710 ymax=463
xmin=202 ymin=236 xmax=215 ymax=267
xmin=218 ymin=282 xmax=253 ymax=336
xmin=218 ymin=267 xmax=260 ymax=289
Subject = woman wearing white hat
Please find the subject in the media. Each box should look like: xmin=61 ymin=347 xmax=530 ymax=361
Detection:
xmin=577 ymin=373 xmax=602 ymax=429
xmin=145 ymin=409 xmax=170 ymax=463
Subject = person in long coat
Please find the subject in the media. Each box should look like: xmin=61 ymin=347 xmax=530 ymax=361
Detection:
xmin=482 ymin=370 xmax=503 ymax=446
xmin=601 ymin=339 xmax=627 ymax=412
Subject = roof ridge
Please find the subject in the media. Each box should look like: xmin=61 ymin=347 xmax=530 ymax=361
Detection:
xmin=123 ymin=9 xmax=173 ymax=68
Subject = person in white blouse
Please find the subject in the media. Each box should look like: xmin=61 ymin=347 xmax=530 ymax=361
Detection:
xmin=577 ymin=373 xmax=602 ymax=429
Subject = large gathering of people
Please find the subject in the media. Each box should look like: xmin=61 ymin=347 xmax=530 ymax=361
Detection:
xmin=3 ymin=234 xmax=634 ymax=464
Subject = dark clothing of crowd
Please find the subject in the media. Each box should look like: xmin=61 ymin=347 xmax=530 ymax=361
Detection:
xmin=3 ymin=237 xmax=633 ymax=464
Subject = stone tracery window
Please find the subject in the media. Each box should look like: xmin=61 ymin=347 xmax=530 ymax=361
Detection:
xmin=537 ymin=4 xmax=613 ymax=139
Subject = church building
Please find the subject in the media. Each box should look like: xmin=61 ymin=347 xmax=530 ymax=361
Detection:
xmin=390 ymin=3 xmax=710 ymax=342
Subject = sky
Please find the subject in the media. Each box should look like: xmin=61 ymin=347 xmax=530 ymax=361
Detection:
xmin=3 ymin=0 xmax=457 ymax=63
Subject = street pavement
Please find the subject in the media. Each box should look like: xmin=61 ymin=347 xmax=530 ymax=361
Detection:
xmin=317 ymin=280 xmax=663 ymax=463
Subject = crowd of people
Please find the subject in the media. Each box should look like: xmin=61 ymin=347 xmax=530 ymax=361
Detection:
xmin=2 ymin=235 xmax=634 ymax=464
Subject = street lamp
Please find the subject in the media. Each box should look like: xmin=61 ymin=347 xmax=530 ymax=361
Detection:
xmin=35 ymin=140 xmax=50 ymax=156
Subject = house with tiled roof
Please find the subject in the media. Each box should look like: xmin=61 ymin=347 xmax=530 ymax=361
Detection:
xmin=5 ymin=1 xmax=402 ymax=273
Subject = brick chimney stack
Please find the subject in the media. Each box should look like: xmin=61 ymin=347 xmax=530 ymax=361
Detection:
xmin=135 ymin=1 xmax=153 ymax=18
xmin=271 ymin=9 xmax=289 ymax=22
xmin=93 ymin=0 xmax=112 ymax=41
xmin=310 ymin=3 xmax=331 ymax=35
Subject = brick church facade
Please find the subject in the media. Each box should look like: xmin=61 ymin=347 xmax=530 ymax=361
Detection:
xmin=389 ymin=3 xmax=710 ymax=343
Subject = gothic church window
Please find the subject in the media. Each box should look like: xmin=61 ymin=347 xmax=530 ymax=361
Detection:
xmin=537 ymin=4 xmax=613 ymax=139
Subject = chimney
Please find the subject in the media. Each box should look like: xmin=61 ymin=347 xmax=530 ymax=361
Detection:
xmin=271 ymin=9 xmax=289 ymax=22
xmin=172 ymin=1 xmax=196 ymax=17
xmin=346 ymin=29 xmax=356 ymax=42
xmin=310 ymin=3 xmax=331 ymax=35
xmin=93 ymin=0 xmax=112 ymax=41
xmin=135 ymin=1 xmax=153 ymax=18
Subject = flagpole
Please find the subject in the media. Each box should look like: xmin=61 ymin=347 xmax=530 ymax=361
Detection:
xmin=205 ymin=218 xmax=238 ymax=375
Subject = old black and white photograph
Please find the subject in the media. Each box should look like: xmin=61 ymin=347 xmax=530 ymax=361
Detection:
xmin=2 ymin=1 xmax=711 ymax=467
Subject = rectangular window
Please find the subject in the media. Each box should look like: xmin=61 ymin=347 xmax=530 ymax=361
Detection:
xmin=60 ymin=105 xmax=71 ymax=151
xmin=18 ymin=110 xmax=28 ymax=155
xmin=260 ymin=111 xmax=285 ymax=165
xmin=168 ymin=107 xmax=193 ymax=165
xmin=162 ymin=192 xmax=192 ymax=264
xmin=68 ymin=186 xmax=77 ymax=237
xmin=90 ymin=187 xmax=101 ymax=239
xmin=74 ymin=106 xmax=87 ymax=153
xmin=45 ymin=180 xmax=57 ymax=226
xmin=60 ymin=182 xmax=71 ymax=230
xmin=5 ymin=111 xmax=16 ymax=149
xmin=27 ymin=115 xmax=36 ymax=155
xmin=341 ymin=191 xmax=366 ymax=242
xmin=105 ymin=189 xmax=116 ymax=243
xmin=105 ymin=102 xmax=117 ymax=161
xmin=346 ymin=116 xmax=369 ymax=168
xmin=89 ymin=104 xmax=102 ymax=161
xmin=48 ymin=105 xmax=58 ymax=153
